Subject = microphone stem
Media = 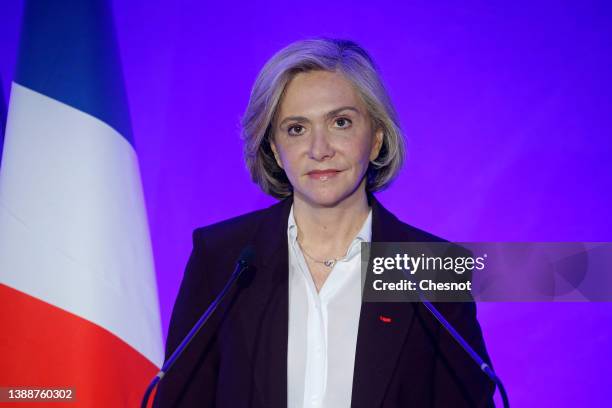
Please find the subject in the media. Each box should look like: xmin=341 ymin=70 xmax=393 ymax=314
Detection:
xmin=141 ymin=262 xmax=247 ymax=408
xmin=420 ymin=294 xmax=510 ymax=408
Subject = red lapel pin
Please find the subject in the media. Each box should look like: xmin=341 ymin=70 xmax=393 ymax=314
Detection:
xmin=379 ymin=315 xmax=392 ymax=323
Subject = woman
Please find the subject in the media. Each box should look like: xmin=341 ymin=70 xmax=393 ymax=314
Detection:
xmin=154 ymin=38 xmax=494 ymax=407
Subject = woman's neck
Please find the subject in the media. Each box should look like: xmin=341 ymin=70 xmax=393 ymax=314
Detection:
xmin=292 ymin=186 xmax=371 ymax=258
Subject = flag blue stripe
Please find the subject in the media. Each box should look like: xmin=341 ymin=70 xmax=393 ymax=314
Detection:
xmin=0 ymin=76 xmax=6 ymax=168
xmin=15 ymin=0 xmax=133 ymax=145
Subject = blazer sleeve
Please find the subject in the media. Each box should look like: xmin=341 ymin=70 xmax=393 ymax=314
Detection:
xmin=153 ymin=228 xmax=220 ymax=408
xmin=428 ymin=301 xmax=496 ymax=407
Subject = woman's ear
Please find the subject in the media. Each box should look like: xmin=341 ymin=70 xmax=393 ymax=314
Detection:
xmin=369 ymin=128 xmax=384 ymax=161
xmin=270 ymin=139 xmax=284 ymax=169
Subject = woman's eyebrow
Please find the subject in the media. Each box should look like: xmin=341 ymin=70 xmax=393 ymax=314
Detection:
xmin=325 ymin=106 xmax=360 ymax=119
xmin=279 ymin=115 xmax=309 ymax=126
xmin=279 ymin=106 xmax=361 ymax=127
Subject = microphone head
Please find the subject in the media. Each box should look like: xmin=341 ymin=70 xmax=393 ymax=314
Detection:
xmin=238 ymin=245 xmax=255 ymax=267
xmin=237 ymin=245 xmax=256 ymax=288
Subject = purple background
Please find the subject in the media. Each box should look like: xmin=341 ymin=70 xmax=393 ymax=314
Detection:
xmin=2 ymin=1 xmax=611 ymax=405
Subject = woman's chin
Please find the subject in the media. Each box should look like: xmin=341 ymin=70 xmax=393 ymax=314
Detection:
xmin=296 ymin=187 xmax=363 ymax=208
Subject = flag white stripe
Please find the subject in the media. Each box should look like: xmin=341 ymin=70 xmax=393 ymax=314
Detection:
xmin=0 ymin=83 xmax=163 ymax=366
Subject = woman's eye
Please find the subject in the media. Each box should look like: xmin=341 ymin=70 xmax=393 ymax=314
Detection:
xmin=334 ymin=117 xmax=352 ymax=128
xmin=288 ymin=125 xmax=305 ymax=136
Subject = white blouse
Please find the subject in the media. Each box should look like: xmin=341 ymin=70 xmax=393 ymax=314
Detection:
xmin=287 ymin=206 xmax=372 ymax=408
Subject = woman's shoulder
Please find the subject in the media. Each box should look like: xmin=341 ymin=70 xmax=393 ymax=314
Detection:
xmin=191 ymin=199 xmax=288 ymax=250
xmin=370 ymin=195 xmax=448 ymax=243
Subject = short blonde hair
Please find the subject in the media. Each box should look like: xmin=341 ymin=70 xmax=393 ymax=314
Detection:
xmin=241 ymin=38 xmax=405 ymax=199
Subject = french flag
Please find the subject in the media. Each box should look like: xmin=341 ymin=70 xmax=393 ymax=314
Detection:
xmin=0 ymin=0 xmax=163 ymax=406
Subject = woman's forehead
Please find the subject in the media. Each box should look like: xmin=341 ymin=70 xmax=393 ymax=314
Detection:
xmin=278 ymin=71 xmax=366 ymax=119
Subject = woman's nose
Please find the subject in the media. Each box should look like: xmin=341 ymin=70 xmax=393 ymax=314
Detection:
xmin=308 ymin=127 xmax=335 ymax=161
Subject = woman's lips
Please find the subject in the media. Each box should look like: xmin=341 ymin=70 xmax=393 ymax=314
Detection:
xmin=307 ymin=169 xmax=341 ymax=180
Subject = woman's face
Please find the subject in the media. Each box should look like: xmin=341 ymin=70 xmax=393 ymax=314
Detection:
xmin=270 ymin=70 xmax=383 ymax=208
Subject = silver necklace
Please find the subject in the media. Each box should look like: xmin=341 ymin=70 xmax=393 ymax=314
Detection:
xmin=297 ymin=240 xmax=340 ymax=268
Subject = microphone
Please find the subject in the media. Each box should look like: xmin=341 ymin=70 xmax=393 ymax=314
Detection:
xmin=141 ymin=246 xmax=255 ymax=408
xmin=417 ymin=292 xmax=510 ymax=408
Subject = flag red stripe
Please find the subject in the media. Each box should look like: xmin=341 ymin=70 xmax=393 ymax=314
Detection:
xmin=0 ymin=284 xmax=159 ymax=407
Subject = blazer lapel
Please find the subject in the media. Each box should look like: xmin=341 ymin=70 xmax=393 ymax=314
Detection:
xmin=350 ymin=195 xmax=417 ymax=408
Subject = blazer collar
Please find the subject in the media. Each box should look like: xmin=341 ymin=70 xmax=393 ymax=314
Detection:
xmin=252 ymin=191 xmax=402 ymax=249
xmin=243 ymin=193 xmax=415 ymax=408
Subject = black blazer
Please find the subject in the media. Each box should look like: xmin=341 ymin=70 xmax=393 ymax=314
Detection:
xmin=154 ymin=194 xmax=495 ymax=407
